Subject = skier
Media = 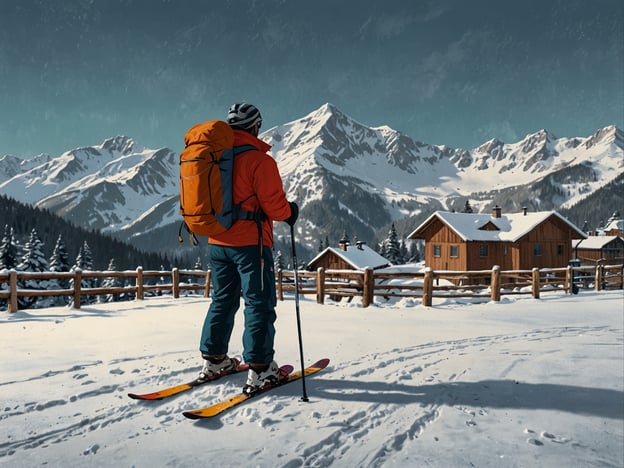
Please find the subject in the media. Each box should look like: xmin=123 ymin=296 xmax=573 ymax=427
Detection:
xmin=197 ymin=103 xmax=299 ymax=394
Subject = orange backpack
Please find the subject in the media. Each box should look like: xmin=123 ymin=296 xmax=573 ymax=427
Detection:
xmin=179 ymin=120 xmax=257 ymax=240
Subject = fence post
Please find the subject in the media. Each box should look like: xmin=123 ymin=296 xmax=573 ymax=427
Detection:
xmin=8 ymin=270 xmax=18 ymax=313
xmin=73 ymin=269 xmax=82 ymax=309
xmin=423 ymin=268 xmax=433 ymax=306
xmin=490 ymin=265 xmax=501 ymax=301
xmin=362 ymin=267 xmax=373 ymax=308
xmin=565 ymin=266 xmax=573 ymax=294
xmin=135 ymin=267 xmax=144 ymax=300
xmin=316 ymin=267 xmax=325 ymax=304
xmin=531 ymin=267 xmax=540 ymax=299
xmin=276 ymin=269 xmax=283 ymax=301
xmin=594 ymin=265 xmax=603 ymax=291
xmin=172 ymin=268 xmax=180 ymax=298
xmin=204 ymin=270 xmax=211 ymax=298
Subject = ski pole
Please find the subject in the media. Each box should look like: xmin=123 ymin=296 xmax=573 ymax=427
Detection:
xmin=290 ymin=224 xmax=309 ymax=402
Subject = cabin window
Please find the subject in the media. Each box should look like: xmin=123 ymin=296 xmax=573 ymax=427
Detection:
xmin=479 ymin=245 xmax=488 ymax=257
xmin=433 ymin=245 xmax=441 ymax=257
xmin=557 ymin=244 xmax=564 ymax=256
xmin=450 ymin=245 xmax=459 ymax=257
xmin=502 ymin=245 xmax=508 ymax=255
xmin=534 ymin=244 xmax=542 ymax=256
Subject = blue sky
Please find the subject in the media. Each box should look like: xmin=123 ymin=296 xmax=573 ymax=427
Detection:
xmin=1 ymin=0 xmax=622 ymax=157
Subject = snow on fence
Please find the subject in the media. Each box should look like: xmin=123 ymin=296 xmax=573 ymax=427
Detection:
xmin=1 ymin=264 xmax=622 ymax=313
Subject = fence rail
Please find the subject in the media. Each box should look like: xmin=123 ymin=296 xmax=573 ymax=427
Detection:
xmin=0 ymin=267 xmax=210 ymax=313
xmin=1 ymin=264 xmax=622 ymax=313
xmin=275 ymin=264 xmax=623 ymax=307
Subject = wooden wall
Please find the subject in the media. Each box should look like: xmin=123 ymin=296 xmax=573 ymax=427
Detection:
xmin=423 ymin=221 xmax=466 ymax=270
xmin=516 ymin=216 xmax=574 ymax=269
xmin=465 ymin=241 xmax=514 ymax=271
xmin=421 ymin=215 xmax=580 ymax=271
xmin=576 ymin=238 xmax=624 ymax=264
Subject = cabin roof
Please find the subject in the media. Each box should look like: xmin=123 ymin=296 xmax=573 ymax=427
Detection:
xmin=573 ymin=235 xmax=623 ymax=249
xmin=408 ymin=210 xmax=587 ymax=242
xmin=308 ymin=244 xmax=390 ymax=270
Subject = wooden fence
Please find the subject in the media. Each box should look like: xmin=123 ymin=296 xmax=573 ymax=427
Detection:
xmin=275 ymin=263 xmax=624 ymax=307
xmin=1 ymin=264 xmax=622 ymax=313
xmin=0 ymin=267 xmax=210 ymax=313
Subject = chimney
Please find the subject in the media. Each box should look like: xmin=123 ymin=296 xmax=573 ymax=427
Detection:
xmin=492 ymin=205 xmax=502 ymax=218
xmin=356 ymin=240 xmax=366 ymax=250
xmin=338 ymin=232 xmax=350 ymax=251
xmin=523 ymin=206 xmax=527 ymax=216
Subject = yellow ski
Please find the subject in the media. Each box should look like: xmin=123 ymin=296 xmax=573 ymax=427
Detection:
xmin=183 ymin=358 xmax=330 ymax=419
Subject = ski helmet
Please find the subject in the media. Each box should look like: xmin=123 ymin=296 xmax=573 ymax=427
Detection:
xmin=227 ymin=103 xmax=262 ymax=130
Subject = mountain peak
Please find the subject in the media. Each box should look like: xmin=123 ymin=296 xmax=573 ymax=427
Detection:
xmin=476 ymin=137 xmax=505 ymax=154
xmin=306 ymin=102 xmax=344 ymax=123
xmin=516 ymin=128 xmax=554 ymax=154
xmin=100 ymin=136 xmax=140 ymax=155
xmin=317 ymin=102 xmax=339 ymax=115
xmin=584 ymin=125 xmax=622 ymax=150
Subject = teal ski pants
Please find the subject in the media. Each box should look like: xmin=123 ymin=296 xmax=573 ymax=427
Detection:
xmin=199 ymin=244 xmax=277 ymax=364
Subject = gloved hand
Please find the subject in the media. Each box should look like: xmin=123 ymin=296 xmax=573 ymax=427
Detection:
xmin=285 ymin=201 xmax=299 ymax=226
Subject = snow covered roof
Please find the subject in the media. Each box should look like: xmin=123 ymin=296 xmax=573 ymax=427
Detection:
xmin=408 ymin=210 xmax=587 ymax=242
xmin=307 ymin=243 xmax=390 ymax=270
xmin=573 ymin=236 xmax=623 ymax=249
xmin=604 ymin=219 xmax=624 ymax=231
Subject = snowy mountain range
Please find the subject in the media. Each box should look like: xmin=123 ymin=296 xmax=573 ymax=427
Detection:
xmin=1 ymin=103 xmax=622 ymax=255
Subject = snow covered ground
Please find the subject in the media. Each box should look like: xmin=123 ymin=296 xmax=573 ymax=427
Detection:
xmin=1 ymin=289 xmax=623 ymax=467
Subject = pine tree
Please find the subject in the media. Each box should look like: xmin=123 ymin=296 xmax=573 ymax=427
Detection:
xmin=400 ymin=240 xmax=408 ymax=263
xmin=377 ymin=240 xmax=385 ymax=257
xmin=48 ymin=234 xmax=71 ymax=306
xmin=100 ymin=258 xmax=123 ymax=303
xmin=17 ymin=228 xmax=50 ymax=309
xmin=0 ymin=225 xmax=19 ymax=310
xmin=463 ymin=200 xmax=474 ymax=213
xmin=78 ymin=241 xmax=95 ymax=271
xmin=71 ymin=241 xmax=97 ymax=304
xmin=49 ymin=235 xmax=70 ymax=273
xmin=0 ymin=225 xmax=19 ymax=271
xmin=407 ymin=240 xmax=422 ymax=263
xmin=381 ymin=224 xmax=403 ymax=265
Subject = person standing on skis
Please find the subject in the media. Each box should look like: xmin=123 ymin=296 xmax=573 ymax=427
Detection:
xmin=197 ymin=102 xmax=299 ymax=394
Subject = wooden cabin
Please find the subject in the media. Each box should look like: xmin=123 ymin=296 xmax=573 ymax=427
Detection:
xmin=603 ymin=219 xmax=623 ymax=237
xmin=573 ymin=236 xmax=624 ymax=265
xmin=307 ymin=240 xmax=390 ymax=271
xmin=407 ymin=207 xmax=587 ymax=271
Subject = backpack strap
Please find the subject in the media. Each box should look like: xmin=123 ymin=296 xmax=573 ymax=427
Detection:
xmin=231 ymin=144 xmax=262 ymax=222
xmin=233 ymin=144 xmax=257 ymax=155
xmin=178 ymin=221 xmax=199 ymax=246
xmin=231 ymin=144 xmax=267 ymax=275
xmin=231 ymin=144 xmax=267 ymax=287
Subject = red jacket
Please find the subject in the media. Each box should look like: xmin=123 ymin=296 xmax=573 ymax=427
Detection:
xmin=208 ymin=129 xmax=291 ymax=248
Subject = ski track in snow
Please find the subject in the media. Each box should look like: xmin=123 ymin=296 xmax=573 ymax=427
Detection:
xmin=1 ymin=325 xmax=617 ymax=466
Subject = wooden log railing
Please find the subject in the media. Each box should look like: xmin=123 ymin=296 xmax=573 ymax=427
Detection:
xmin=0 ymin=267 xmax=210 ymax=313
xmin=275 ymin=263 xmax=623 ymax=308
xmin=1 ymin=263 xmax=622 ymax=313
